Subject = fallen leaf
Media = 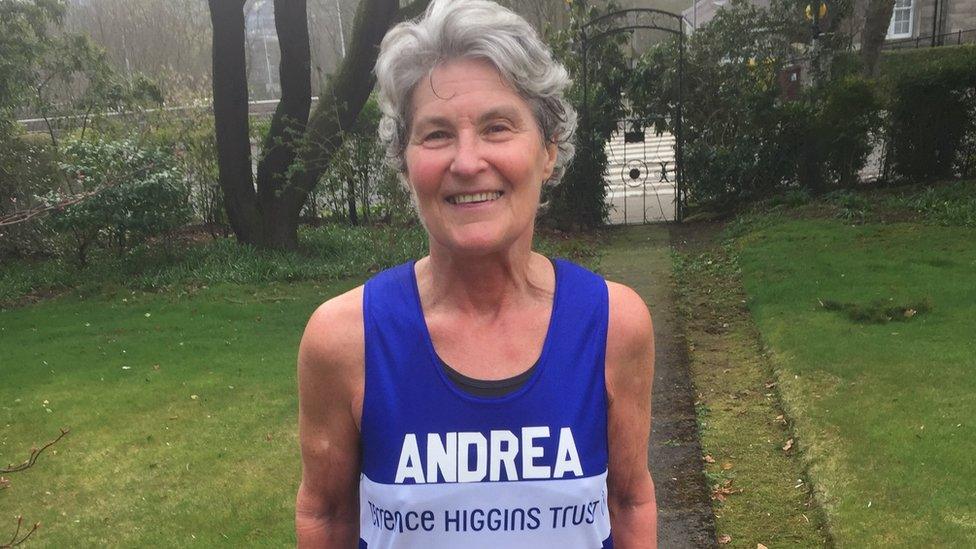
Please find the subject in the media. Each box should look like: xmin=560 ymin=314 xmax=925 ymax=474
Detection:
xmin=718 ymin=534 xmax=732 ymax=544
xmin=765 ymin=381 xmax=777 ymax=389
xmin=152 ymin=364 xmax=160 ymax=371
xmin=721 ymin=462 xmax=733 ymax=470
xmin=190 ymin=394 xmax=198 ymax=400
xmin=266 ymin=432 xmax=273 ymax=441
xmin=758 ymin=544 xmax=769 ymax=549
xmin=703 ymin=454 xmax=716 ymax=463
xmin=783 ymin=438 xmax=794 ymax=452
xmin=711 ymin=479 xmax=741 ymax=502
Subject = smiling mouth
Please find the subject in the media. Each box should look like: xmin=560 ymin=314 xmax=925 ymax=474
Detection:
xmin=446 ymin=191 xmax=503 ymax=205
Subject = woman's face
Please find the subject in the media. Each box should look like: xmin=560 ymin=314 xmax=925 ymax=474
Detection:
xmin=404 ymin=57 xmax=557 ymax=257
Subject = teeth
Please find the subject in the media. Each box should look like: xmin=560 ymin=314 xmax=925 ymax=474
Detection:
xmin=448 ymin=191 xmax=502 ymax=205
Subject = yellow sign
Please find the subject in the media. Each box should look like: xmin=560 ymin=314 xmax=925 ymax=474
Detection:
xmin=805 ymin=2 xmax=827 ymax=19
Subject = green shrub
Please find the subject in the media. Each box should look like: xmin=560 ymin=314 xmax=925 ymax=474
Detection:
xmin=314 ymin=134 xmax=412 ymax=224
xmin=303 ymin=96 xmax=416 ymax=225
xmin=824 ymin=188 xmax=870 ymax=223
xmin=47 ymin=139 xmax=191 ymax=264
xmin=631 ymin=0 xmax=882 ymax=209
xmin=0 ymin=132 xmax=63 ymax=258
xmin=767 ymin=188 xmax=813 ymax=209
xmin=833 ymin=45 xmax=976 ymax=87
xmin=542 ymin=1 xmax=629 ymax=229
xmin=818 ymin=77 xmax=885 ymax=187
xmin=157 ymin=113 xmax=227 ymax=232
xmin=888 ymin=53 xmax=976 ymax=180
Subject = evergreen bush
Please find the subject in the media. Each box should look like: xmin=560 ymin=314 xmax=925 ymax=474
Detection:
xmin=888 ymin=54 xmax=976 ymax=180
xmin=48 ymin=139 xmax=191 ymax=265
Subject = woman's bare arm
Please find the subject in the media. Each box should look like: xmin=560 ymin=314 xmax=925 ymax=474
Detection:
xmin=605 ymin=281 xmax=657 ymax=548
xmin=296 ymin=287 xmax=365 ymax=548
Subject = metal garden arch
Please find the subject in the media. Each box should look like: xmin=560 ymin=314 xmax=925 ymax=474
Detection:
xmin=579 ymin=8 xmax=689 ymax=223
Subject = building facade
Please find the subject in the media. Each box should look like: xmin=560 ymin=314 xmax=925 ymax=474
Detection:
xmin=682 ymin=0 xmax=976 ymax=47
xmin=888 ymin=0 xmax=976 ymax=46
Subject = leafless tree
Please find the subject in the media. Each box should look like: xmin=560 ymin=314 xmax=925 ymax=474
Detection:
xmin=65 ymin=0 xmax=214 ymax=100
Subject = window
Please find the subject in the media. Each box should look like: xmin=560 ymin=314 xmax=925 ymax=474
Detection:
xmin=887 ymin=0 xmax=914 ymax=39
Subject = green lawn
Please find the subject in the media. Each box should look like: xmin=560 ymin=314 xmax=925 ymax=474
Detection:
xmin=0 ymin=225 xmax=599 ymax=546
xmin=0 ymin=280 xmax=357 ymax=546
xmin=734 ymin=218 xmax=976 ymax=546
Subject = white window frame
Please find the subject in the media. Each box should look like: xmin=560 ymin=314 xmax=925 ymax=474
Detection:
xmin=886 ymin=0 xmax=915 ymax=40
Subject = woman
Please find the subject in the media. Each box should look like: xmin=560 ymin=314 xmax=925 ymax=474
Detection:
xmin=295 ymin=1 xmax=656 ymax=547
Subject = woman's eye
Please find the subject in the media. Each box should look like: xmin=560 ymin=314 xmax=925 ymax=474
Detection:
xmin=423 ymin=130 xmax=449 ymax=142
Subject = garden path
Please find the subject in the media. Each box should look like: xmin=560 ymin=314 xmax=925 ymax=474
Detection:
xmin=601 ymin=224 xmax=716 ymax=548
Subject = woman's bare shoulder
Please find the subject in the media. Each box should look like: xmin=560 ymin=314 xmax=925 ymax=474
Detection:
xmin=299 ymin=285 xmax=366 ymax=381
xmin=605 ymin=281 xmax=653 ymax=355
xmin=604 ymin=280 xmax=654 ymax=395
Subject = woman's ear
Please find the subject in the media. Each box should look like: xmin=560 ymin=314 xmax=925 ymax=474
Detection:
xmin=542 ymin=138 xmax=558 ymax=182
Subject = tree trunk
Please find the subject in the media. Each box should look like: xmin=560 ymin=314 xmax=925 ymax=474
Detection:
xmin=278 ymin=0 xmax=429 ymax=233
xmin=254 ymin=0 xmax=311 ymax=250
xmin=208 ymin=0 xmax=430 ymax=250
xmin=208 ymin=0 xmax=262 ymax=245
xmin=359 ymin=162 xmax=370 ymax=224
xmin=346 ymin=178 xmax=358 ymax=224
xmin=861 ymin=0 xmax=896 ymax=78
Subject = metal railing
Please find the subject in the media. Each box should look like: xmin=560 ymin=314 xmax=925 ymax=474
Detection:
xmin=17 ymin=97 xmax=317 ymax=134
xmin=882 ymin=28 xmax=976 ymax=50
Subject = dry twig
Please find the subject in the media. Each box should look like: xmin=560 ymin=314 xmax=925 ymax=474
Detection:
xmin=1 ymin=516 xmax=40 ymax=548
xmin=1 ymin=429 xmax=69 ymax=547
xmin=1 ymin=428 xmax=69 ymax=475
xmin=0 ymin=191 xmax=103 ymax=228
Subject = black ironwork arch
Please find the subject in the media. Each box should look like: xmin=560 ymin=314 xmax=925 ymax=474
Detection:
xmin=579 ymin=8 xmax=689 ymax=222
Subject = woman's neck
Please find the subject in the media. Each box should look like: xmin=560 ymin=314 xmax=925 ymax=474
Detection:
xmin=417 ymin=237 xmax=552 ymax=318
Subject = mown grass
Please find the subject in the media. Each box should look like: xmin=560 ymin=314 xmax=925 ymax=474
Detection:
xmin=0 ymin=223 xmax=601 ymax=546
xmin=731 ymin=213 xmax=976 ymax=545
xmin=0 ymin=280 xmax=351 ymax=546
xmin=671 ymin=230 xmax=830 ymax=547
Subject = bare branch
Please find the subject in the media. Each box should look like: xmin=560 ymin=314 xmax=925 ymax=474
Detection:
xmin=1 ymin=516 xmax=40 ymax=548
xmin=0 ymin=189 xmax=102 ymax=228
xmin=1 ymin=428 xmax=69 ymax=475
xmin=0 ymin=149 xmax=150 ymax=228
xmin=0 ymin=429 xmax=58 ymax=549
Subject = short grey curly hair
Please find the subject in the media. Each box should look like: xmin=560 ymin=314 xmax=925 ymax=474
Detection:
xmin=374 ymin=0 xmax=577 ymax=185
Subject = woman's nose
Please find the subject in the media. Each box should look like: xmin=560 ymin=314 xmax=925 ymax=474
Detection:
xmin=449 ymin=132 xmax=487 ymax=178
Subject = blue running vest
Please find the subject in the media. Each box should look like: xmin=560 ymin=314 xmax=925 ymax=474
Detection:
xmin=359 ymin=259 xmax=613 ymax=549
